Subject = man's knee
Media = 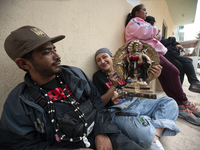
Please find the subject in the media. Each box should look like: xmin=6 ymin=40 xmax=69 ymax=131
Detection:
xmin=185 ymin=56 xmax=193 ymax=63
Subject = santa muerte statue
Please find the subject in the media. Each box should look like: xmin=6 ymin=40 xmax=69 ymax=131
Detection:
xmin=113 ymin=40 xmax=160 ymax=99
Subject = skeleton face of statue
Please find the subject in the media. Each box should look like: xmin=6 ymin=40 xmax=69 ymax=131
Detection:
xmin=128 ymin=41 xmax=143 ymax=54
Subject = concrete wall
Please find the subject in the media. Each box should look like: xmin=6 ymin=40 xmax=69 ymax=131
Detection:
xmin=0 ymin=0 xmax=134 ymax=115
xmin=141 ymin=0 xmax=174 ymax=37
xmin=0 ymin=0 xmax=174 ymax=114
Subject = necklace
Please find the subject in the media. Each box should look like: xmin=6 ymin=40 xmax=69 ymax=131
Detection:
xmin=36 ymin=75 xmax=90 ymax=147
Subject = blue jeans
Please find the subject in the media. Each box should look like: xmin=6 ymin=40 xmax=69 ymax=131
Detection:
xmin=108 ymin=96 xmax=180 ymax=149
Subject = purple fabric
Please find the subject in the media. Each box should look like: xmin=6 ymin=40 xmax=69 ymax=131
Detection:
xmin=158 ymin=54 xmax=188 ymax=105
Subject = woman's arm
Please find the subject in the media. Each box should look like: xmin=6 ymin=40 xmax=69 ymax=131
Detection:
xmin=100 ymin=85 xmax=116 ymax=105
xmin=100 ymin=71 xmax=119 ymax=105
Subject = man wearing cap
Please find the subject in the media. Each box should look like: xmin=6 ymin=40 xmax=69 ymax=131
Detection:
xmin=0 ymin=26 xmax=143 ymax=150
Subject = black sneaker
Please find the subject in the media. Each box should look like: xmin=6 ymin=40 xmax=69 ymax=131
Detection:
xmin=189 ymin=82 xmax=200 ymax=93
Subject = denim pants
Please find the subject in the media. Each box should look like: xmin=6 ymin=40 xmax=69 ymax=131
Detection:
xmin=108 ymin=96 xmax=180 ymax=149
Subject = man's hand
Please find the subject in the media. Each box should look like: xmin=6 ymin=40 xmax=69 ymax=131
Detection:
xmin=146 ymin=65 xmax=163 ymax=83
xmin=95 ymin=134 xmax=113 ymax=150
xmin=175 ymin=44 xmax=184 ymax=51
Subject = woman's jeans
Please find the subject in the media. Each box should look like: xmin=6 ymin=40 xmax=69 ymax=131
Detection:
xmin=108 ymin=96 xmax=180 ymax=149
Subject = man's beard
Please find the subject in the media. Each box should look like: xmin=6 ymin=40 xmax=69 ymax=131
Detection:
xmin=31 ymin=59 xmax=61 ymax=77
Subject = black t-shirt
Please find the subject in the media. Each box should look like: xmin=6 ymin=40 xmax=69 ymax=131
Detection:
xmin=92 ymin=70 xmax=126 ymax=108
xmin=40 ymin=77 xmax=75 ymax=118
xmin=40 ymin=77 xmax=74 ymax=101
xmin=40 ymin=77 xmax=72 ymax=101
